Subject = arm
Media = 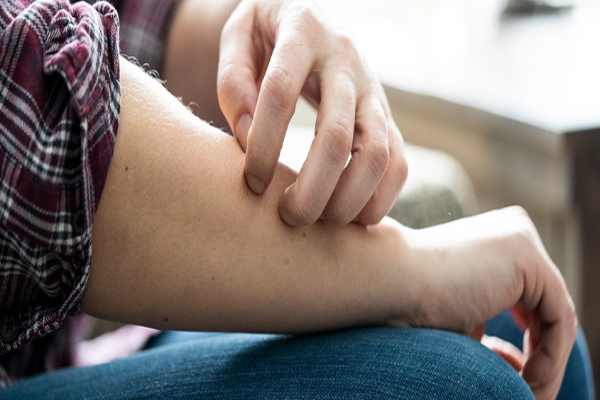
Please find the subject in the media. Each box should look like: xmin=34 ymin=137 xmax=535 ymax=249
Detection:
xmin=82 ymin=58 xmax=576 ymax=399
xmin=82 ymin=57 xmax=418 ymax=333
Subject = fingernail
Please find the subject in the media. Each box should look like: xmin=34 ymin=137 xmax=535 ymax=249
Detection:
xmin=235 ymin=113 xmax=252 ymax=151
xmin=245 ymin=172 xmax=264 ymax=194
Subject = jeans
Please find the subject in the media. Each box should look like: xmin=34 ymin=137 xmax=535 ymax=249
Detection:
xmin=1 ymin=312 xmax=593 ymax=399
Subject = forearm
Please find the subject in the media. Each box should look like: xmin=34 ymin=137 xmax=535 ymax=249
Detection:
xmin=162 ymin=0 xmax=239 ymax=129
xmin=82 ymin=58 xmax=420 ymax=333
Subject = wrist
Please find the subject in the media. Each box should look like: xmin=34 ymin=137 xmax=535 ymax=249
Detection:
xmin=375 ymin=218 xmax=428 ymax=329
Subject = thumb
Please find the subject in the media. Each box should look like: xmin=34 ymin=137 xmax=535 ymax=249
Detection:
xmin=481 ymin=334 xmax=525 ymax=372
xmin=217 ymin=2 xmax=260 ymax=151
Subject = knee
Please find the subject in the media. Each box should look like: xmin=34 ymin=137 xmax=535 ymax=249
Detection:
xmin=309 ymin=327 xmax=534 ymax=399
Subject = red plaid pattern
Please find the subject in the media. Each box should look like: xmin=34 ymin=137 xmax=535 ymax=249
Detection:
xmin=0 ymin=0 xmax=181 ymax=385
xmin=0 ymin=0 xmax=120 ymax=384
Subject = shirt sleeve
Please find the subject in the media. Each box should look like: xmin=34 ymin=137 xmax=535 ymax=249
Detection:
xmin=112 ymin=0 xmax=181 ymax=72
xmin=0 ymin=0 xmax=120 ymax=354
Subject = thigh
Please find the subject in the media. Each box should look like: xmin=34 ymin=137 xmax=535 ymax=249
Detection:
xmin=1 ymin=328 xmax=533 ymax=400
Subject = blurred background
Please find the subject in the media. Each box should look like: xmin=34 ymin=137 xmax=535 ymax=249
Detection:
xmin=285 ymin=0 xmax=600 ymax=390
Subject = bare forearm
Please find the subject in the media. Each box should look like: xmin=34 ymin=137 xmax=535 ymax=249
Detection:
xmin=82 ymin=58 xmax=420 ymax=333
xmin=162 ymin=0 xmax=239 ymax=129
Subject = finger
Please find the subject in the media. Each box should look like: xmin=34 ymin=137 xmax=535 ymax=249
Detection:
xmin=320 ymin=93 xmax=389 ymax=224
xmin=508 ymin=304 xmax=529 ymax=332
xmin=355 ymin=119 xmax=407 ymax=225
xmin=217 ymin=3 xmax=261 ymax=150
xmin=244 ymin=33 xmax=314 ymax=195
xmin=523 ymin=328 xmax=533 ymax=359
xmin=481 ymin=335 xmax=525 ymax=372
xmin=519 ymin=272 xmax=577 ymax=399
xmin=279 ymin=70 xmax=355 ymax=225
xmin=521 ymin=317 xmax=565 ymax=398
xmin=354 ymin=85 xmax=407 ymax=225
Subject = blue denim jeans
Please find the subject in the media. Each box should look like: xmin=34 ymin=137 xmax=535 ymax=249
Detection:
xmin=1 ymin=312 xmax=593 ymax=399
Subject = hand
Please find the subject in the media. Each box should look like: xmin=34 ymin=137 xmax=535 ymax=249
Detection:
xmin=218 ymin=0 xmax=408 ymax=226
xmin=405 ymin=207 xmax=577 ymax=399
xmin=481 ymin=334 xmax=526 ymax=372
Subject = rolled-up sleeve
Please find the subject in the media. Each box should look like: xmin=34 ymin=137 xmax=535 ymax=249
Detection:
xmin=0 ymin=0 xmax=120 ymax=354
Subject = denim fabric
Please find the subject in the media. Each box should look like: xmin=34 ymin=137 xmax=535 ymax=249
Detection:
xmin=486 ymin=310 xmax=595 ymax=400
xmin=1 ymin=327 xmax=533 ymax=399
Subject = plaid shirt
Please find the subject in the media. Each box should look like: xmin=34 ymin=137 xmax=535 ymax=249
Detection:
xmin=0 ymin=0 xmax=179 ymax=385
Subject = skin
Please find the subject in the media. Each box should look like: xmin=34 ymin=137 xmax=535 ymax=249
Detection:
xmin=163 ymin=0 xmax=408 ymax=227
xmin=99 ymin=1 xmax=577 ymax=397
xmin=82 ymin=58 xmax=577 ymax=400
xmin=84 ymin=58 xmax=418 ymax=334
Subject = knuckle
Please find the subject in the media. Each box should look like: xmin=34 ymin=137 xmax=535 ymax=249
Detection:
xmin=328 ymin=117 xmax=353 ymax=148
xmin=513 ymin=226 xmax=536 ymax=248
xmin=364 ymin=138 xmax=389 ymax=179
xmin=293 ymin=4 xmax=319 ymax=28
xmin=265 ymin=66 xmax=295 ymax=96
xmin=325 ymin=118 xmax=353 ymax=163
xmin=505 ymin=207 xmax=536 ymax=241
xmin=263 ymin=67 xmax=297 ymax=112
xmin=335 ymin=32 xmax=360 ymax=63
xmin=283 ymin=3 xmax=323 ymax=42
xmin=512 ymin=258 xmax=528 ymax=286
xmin=512 ymin=205 xmax=530 ymax=217
xmin=336 ymin=31 xmax=354 ymax=49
